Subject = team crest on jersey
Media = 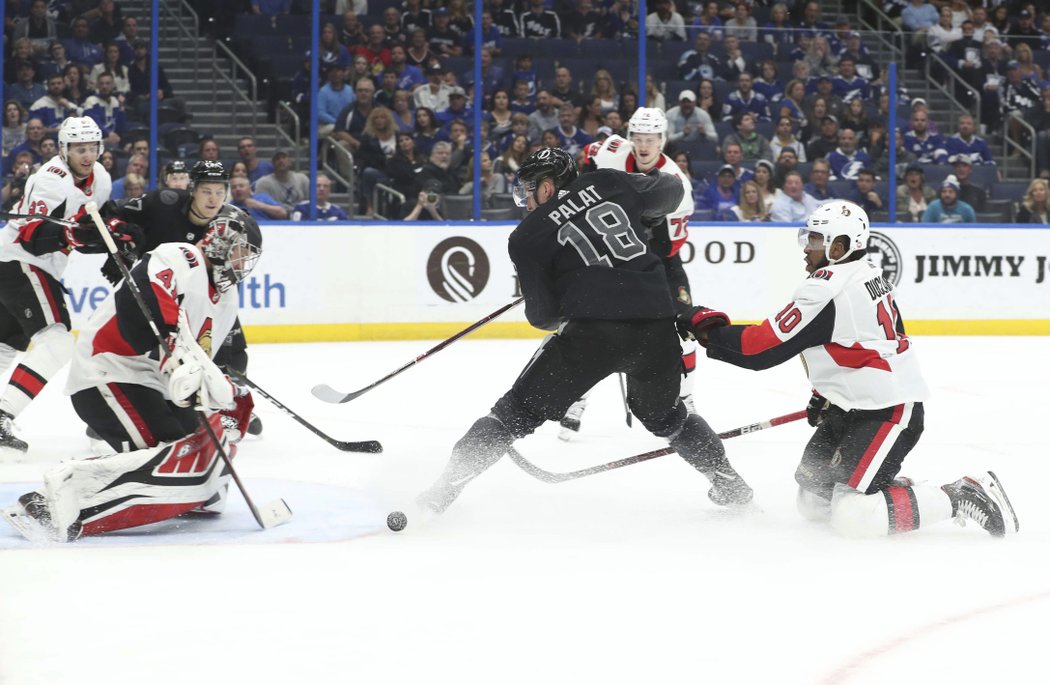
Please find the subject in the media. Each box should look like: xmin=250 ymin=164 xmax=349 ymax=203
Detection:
xmin=867 ymin=231 xmax=902 ymax=286
xmin=810 ymin=269 xmax=832 ymax=281
xmin=197 ymin=317 xmax=213 ymax=356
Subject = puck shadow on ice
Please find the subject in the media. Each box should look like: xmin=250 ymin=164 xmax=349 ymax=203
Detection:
xmin=0 ymin=480 xmax=388 ymax=549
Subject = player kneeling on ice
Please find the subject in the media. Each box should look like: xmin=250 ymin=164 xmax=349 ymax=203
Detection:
xmin=415 ymin=148 xmax=752 ymax=517
xmin=3 ymin=210 xmax=263 ymax=543
xmin=679 ymin=200 xmax=1018 ymax=538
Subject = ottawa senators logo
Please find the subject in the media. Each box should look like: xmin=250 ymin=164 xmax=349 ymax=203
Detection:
xmin=197 ymin=317 xmax=213 ymax=356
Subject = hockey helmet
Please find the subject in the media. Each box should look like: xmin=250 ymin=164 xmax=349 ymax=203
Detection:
xmin=165 ymin=159 xmax=188 ymax=176
xmin=200 ymin=208 xmax=263 ymax=292
xmin=189 ymin=160 xmax=230 ymax=189
xmin=57 ymin=116 xmax=103 ymax=161
xmin=627 ymin=107 xmax=667 ymax=150
xmin=798 ymin=199 xmax=870 ymax=264
xmin=513 ymin=147 xmax=579 ymax=207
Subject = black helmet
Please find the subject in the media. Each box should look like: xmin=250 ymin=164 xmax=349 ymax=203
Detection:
xmin=165 ymin=159 xmax=188 ymax=176
xmin=512 ymin=147 xmax=578 ymax=207
xmin=189 ymin=160 xmax=229 ymax=188
xmin=201 ymin=207 xmax=262 ymax=293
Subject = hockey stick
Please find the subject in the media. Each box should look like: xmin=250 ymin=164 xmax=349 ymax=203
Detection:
xmin=507 ymin=410 xmax=808 ymax=484
xmin=228 ymin=370 xmax=383 ymax=453
xmin=312 ymin=296 xmax=526 ymax=404
xmin=617 ymin=373 xmax=632 ymax=427
xmin=0 ymin=211 xmax=79 ymax=227
xmin=85 ymin=202 xmax=292 ymax=529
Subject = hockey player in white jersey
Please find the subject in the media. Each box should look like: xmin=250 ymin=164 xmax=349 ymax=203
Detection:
xmin=2 ymin=209 xmax=262 ymax=542
xmin=679 ymin=200 xmax=1018 ymax=538
xmin=559 ymin=107 xmax=698 ymax=440
xmin=0 ymin=116 xmax=132 ymax=457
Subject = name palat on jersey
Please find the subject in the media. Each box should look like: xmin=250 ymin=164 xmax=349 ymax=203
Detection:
xmin=913 ymin=254 xmax=1048 ymax=284
xmin=546 ymin=185 xmax=602 ymax=226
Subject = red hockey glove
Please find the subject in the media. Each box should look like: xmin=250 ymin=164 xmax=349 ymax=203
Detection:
xmin=219 ymin=387 xmax=255 ymax=442
xmin=676 ymin=306 xmax=730 ymax=344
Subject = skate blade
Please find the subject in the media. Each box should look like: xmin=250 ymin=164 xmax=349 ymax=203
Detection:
xmin=986 ymin=471 xmax=1019 ymax=534
xmin=1 ymin=505 xmax=55 ymax=543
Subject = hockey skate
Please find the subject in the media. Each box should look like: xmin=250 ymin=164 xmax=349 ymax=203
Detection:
xmin=247 ymin=413 xmax=263 ymax=437
xmin=679 ymin=394 xmax=696 ymax=414
xmin=558 ymin=398 xmax=587 ymax=441
xmin=942 ymin=471 xmax=1019 ymax=537
xmin=705 ymin=459 xmax=754 ymax=507
xmin=1 ymin=493 xmax=81 ymax=543
xmin=0 ymin=410 xmax=28 ymax=457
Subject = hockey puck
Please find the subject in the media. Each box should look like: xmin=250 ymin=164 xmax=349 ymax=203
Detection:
xmin=386 ymin=511 xmax=408 ymax=532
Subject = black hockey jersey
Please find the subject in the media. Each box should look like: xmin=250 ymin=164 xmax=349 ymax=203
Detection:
xmin=509 ymin=169 xmax=683 ymax=330
xmin=104 ymin=189 xmax=212 ymax=257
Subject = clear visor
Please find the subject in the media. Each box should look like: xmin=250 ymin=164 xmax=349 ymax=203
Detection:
xmin=511 ymin=178 xmax=536 ymax=207
xmin=797 ymin=228 xmax=827 ymax=250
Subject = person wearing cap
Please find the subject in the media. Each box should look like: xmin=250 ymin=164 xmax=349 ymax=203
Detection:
xmin=896 ymin=163 xmax=936 ymax=221
xmin=436 ymin=85 xmax=473 ymax=127
xmin=162 ymin=160 xmax=190 ymax=190
xmin=255 ymin=150 xmax=310 ymax=211
xmin=770 ymin=170 xmax=819 ymax=222
xmin=921 ymin=175 xmax=976 ymax=223
xmin=1008 ymin=9 xmax=1042 ymax=53
xmin=805 ymin=114 xmax=840 ymax=160
xmin=594 ymin=125 xmax=613 ymax=142
xmin=666 ymin=89 xmax=716 ymax=143
xmin=520 ymin=0 xmax=561 ymax=38
xmin=903 ymin=109 xmax=948 ymax=164
xmin=947 ymin=154 xmax=988 ymax=212
xmin=414 ymin=61 xmax=452 ymax=112
xmin=429 ymin=8 xmax=464 ymax=56
xmin=803 ymin=74 xmax=844 ymax=121
xmin=701 ymin=164 xmax=741 ymax=216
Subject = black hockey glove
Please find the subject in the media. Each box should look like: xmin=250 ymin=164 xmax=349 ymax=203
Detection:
xmin=67 ymin=216 xmax=142 ymax=255
xmin=676 ymin=306 xmax=730 ymax=345
xmin=806 ymin=390 xmax=831 ymax=427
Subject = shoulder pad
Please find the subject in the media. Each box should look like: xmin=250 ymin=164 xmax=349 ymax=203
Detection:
xmin=159 ymin=189 xmax=183 ymax=206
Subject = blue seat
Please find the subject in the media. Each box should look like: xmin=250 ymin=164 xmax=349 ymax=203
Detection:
xmin=920 ymin=163 xmax=952 ymax=187
xmin=691 ymin=159 xmax=723 ymax=181
xmin=584 ymin=39 xmax=628 ymax=60
xmin=271 ymin=54 xmax=306 ymax=81
xmin=674 ymin=138 xmax=718 ymax=161
xmin=968 ymin=164 xmax=998 ymax=189
xmin=692 ymin=208 xmax=715 ymax=222
xmin=502 ymin=37 xmax=543 ymax=59
xmin=543 ymin=39 xmax=581 ymax=59
xmin=992 ymin=180 xmax=1029 ymax=203
xmin=740 ymin=41 xmax=774 ymax=64
xmin=828 ymin=179 xmax=852 ymax=198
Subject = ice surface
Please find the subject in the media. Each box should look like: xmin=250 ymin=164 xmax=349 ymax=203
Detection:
xmin=1 ymin=337 xmax=1047 ymax=684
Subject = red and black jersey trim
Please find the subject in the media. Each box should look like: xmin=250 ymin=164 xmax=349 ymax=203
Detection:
xmin=705 ymin=301 xmax=836 ymax=371
xmin=113 ymin=254 xmax=179 ymax=354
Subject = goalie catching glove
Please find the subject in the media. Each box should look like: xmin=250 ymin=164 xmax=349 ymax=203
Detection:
xmin=64 ymin=214 xmax=142 ymax=255
xmin=162 ymin=312 xmax=236 ymax=411
xmin=676 ymin=306 xmax=730 ymax=345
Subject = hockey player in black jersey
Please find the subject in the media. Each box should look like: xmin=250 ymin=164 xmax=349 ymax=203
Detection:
xmin=96 ymin=160 xmax=263 ymax=436
xmin=415 ymin=147 xmax=752 ymax=516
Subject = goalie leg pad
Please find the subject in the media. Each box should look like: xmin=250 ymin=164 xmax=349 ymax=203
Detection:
xmin=40 ymin=414 xmax=232 ymax=537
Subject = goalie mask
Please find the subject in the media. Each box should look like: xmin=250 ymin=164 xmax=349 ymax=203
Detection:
xmin=200 ymin=209 xmax=263 ymax=292
xmin=798 ymin=199 xmax=870 ymax=264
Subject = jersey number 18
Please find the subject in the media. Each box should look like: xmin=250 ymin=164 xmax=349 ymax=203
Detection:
xmin=558 ymin=201 xmax=646 ymax=267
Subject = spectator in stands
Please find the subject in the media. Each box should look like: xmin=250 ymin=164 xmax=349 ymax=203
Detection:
xmin=904 ymin=108 xmax=948 ymax=164
xmin=415 ymin=62 xmax=451 ymax=113
xmin=902 ymin=0 xmax=938 ymax=34
xmin=841 ymin=97 xmax=870 ymax=143
xmin=1015 ymin=178 xmax=1050 ymax=223
xmin=6 ymin=63 xmax=46 ymax=111
xmin=61 ymin=63 xmax=89 ymax=108
xmin=382 ymin=7 xmax=407 ymax=47
xmin=31 ymin=74 xmax=79 ymax=137
xmin=1014 ymin=43 xmax=1044 ymax=84
xmin=578 ymin=96 xmax=604 ymax=138
xmin=840 ymin=32 xmax=880 ymax=84
xmin=388 ymin=45 xmax=424 ymax=94
xmin=753 ymin=61 xmax=785 ymax=106
xmin=413 ymin=106 xmax=441 ymax=156
xmin=444 ymin=0 xmax=475 ymax=41
xmin=4 ymin=37 xmax=37 ymax=87
xmin=318 ymin=63 xmax=354 ymax=138
xmin=723 ymin=72 xmax=770 ymax=122
xmin=2 ymin=151 xmax=34 ymax=211
xmin=384 ymin=133 xmax=424 ymax=216
xmin=318 ymin=23 xmax=351 ymax=78
xmin=618 ymin=90 xmax=638 ymax=123
xmin=752 ymin=159 xmax=776 ymax=205
xmin=403 ymin=182 xmax=445 ymax=220
xmin=458 ymin=151 xmax=507 ymax=207
xmin=804 ymin=159 xmax=833 ymax=201
xmin=469 ymin=48 xmax=505 ymax=108
xmin=1009 ymin=10 xmax=1042 ymax=52
xmin=724 ymin=112 xmax=773 ymax=163
xmin=760 ymin=4 xmax=793 ymax=54
xmin=948 ymin=155 xmax=987 ymax=212
xmin=527 ymin=90 xmax=559 ymax=144
xmin=251 ymin=0 xmax=290 ymax=15
xmin=64 ymin=17 xmax=103 ymax=68
xmin=690 ymin=1 xmax=724 ymax=41
xmin=897 ymin=163 xmax=936 ymax=221
xmin=495 ymin=133 xmax=528 ymax=184
xmin=90 ymin=0 xmax=122 ymax=45
xmin=340 ymin=12 xmax=366 ymax=52
xmin=866 ymin=117 xmax=896 ymax=176
xmin=678 ymin=31 xmax=722 ymax=82
xmin=667 ymin=89 xmax=716 ymax=144
xmin=487 ymin=0 xmax=519 ymax=38
xmin=256 ymin=150 xmax=310 ymax=211
xmin=549 ymin=67 xmax=583 ymax=116
xmin=417 ymin=140 xmax=459 ymax=196
xmin=728 ymin=180 xmax=769 ymax=222
xmin=111 ymin=153 xmax=147 ymax=200
xmin=945 ymin=114 xmax=994 ymax=165
xmin=803 ymin=76 xmax=844 ymax=121
xmin=2 ymin=101 xmax=28 ymax=158
xmin=437 ymin=86 xmax=472 ymax=128
xmin=803 ymin=35 xmax=837 ymax=77
xmin=796 ymin=1 xmax=828 ymax=34
xmin=13 ymin=0 xmax=57 ymax=56
xmin=478 ymin=10 xmax=504 ymax=55
xmin=390 ymin=89 xmax=415 ymax=134
xmin=831 ymin=57 xmax=870 ymax=103
xmin=644 ymin=75 xmax=665 ymax=113
xmin=198 ymin=137 xmax=220 ymax=161
xmin=89 ymin=43 xmax=130 ymax=95
xmin=518 ymin=0 xmax=560 ymax=38
xmin=428 ymin=8 xmax=463 ymax=57
xmin=376 ymin=69 xmax=399 ymax=109
xmin=400 ymin=0 xmax=431 ymax=36
xmin=115 ymin=16 xmax=140 ymax=66
xmin=127 ymin=137 xmax=149 ymax=159
xmin=770 ymin=170 xmax=819 ymax=221
xmin=487 ymin=88 xmax=514 ymax=139
xmin=229 ymin=161 xmax=249 ymax=180
xmin=445 ymin=119 xmax=472 ymax=181
xmin=604 ymin=110 xmax=625 ymax=136
xmin=82 ymin=72 xmax=126 ymax=148
xmin=127 ymin=40 xmax=174 ymax=111
xmin=721 ymin=141 xmax=753 ymax=185
xmin=969 ymin=7 xmax=998 ymax=43
xmin=724 ymin=1 xmax=757 ymax=42
xmin=773 ymin=147 xmax=800 ymax=187
xmin=354 ymin=107 xmax=398 ymax=215
xmin=922 ymin=176 xmax=976 ymax=222
xmin=510 ymin=54 xmax=537 ymax=99
xmin=947 ymin=21 xmax=983 ymax=104
xmin=701 ymin=165 xmax=741 ymax=216
xmin=121 ymin=172 xmax=145 ymax=199
xmin=806 ymin=114 xmax=840 ymax=161
xmin=554 ymin=105 xmax=591 ymax=157
xmin=590 ymin=70 xmax=619 ymax=116
xmin=848 ymin=168 xmax=883 ymax=215
xmin=405 ymin=29 xmax=434 ymax=69
xmin=989 ymin=5 xmax=1011 ymax=36
xmin=798 ymin=96 xmax=827 ymax=146
xmin=719 ymin=35 xmax=752 ymax=83
xmin=37 ymin=137 xmax=57 ymax=166
xmin=565 ymin=0 xmax=602 ymax=40
xmin=647 ymin=0 xmax=685 ymax=42
xmin=769 ymin=115 xmax=806 ymax=162
xmin=333 ymin=76 xmax=376 ymax=173
xmin=163 ymin=160 xmax=190 ymax=190
xmin=827 ymin=128 xmax=872 ymax=180
xmin=292 ymin=173 xmax=349 ymax=222
xmin=357 ymin=25 xmax=394 ymax=73
xmin=928 ymin=6 xmax=962 ymax=55
xmin=230 ymin=175 xmax=288 ymax=221
xmin=1004 ymin=60 xmax=1042 ymax=147
xmin=697 ymin=79 xmax=720 ymax=123
xmin=350 ymin=55 xmax=374 ymax=89
xmin=235 ymin=137 xmax=273 ymax=184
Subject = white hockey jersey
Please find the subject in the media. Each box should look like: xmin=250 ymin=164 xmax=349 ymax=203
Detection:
xmin=0 ymin=157 xmax=111 ymax=279
xmin=66 ymin=243 xmax=239 ymax=398
xmin=705 ymin=258 xmax=930 ymax=410
xmin=584 ymin=135 xmax=694 ymax=256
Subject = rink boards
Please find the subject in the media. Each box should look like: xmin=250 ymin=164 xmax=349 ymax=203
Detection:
xmin=60 ymin=222 xmax=1050 ymax=341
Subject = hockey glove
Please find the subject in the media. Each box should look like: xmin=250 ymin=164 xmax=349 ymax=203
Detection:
xmin=163 ymin=313 xmax=235 ymax=411
xmin=67 ymin=216 xmax=142 ymax=255
xmin=806 ymin=390 xmax=832 ymax=427
xmin=676 ymin=306 xmax=730 ymax=344
xmin=219 ymin=387 xmax=255 ymax=443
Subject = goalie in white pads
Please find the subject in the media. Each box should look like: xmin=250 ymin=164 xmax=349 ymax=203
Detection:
xmin=0 ymin=116 xmax=124 ymax=457
xmin=2 ymin=210 xmax=263 ymax=543
xmin=559 ymin=107 xmax=698 ymax=439
xmin=680 ymin=200 xmax=1018 ymax=538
